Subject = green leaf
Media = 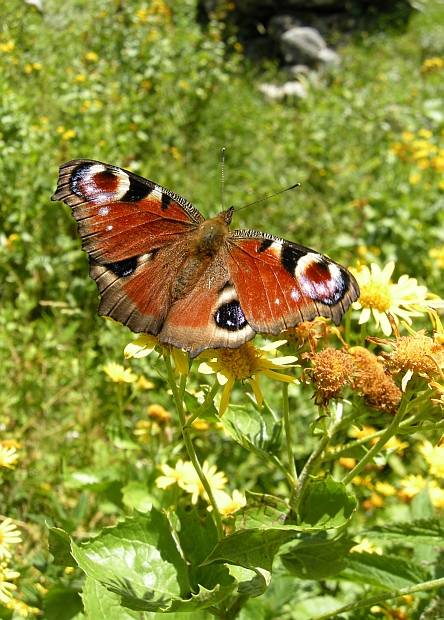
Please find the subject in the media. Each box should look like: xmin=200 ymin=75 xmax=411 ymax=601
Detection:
xmin=121 ymin=481 xmax=153 ymax=512
xmin=299 ymin=474 xmax=357 ymax=529
xmin=280 ymin=536 xmax=357 ymax=580
xmin=81 ymin=577 xmax=142 ymax=619
xmin=48 ymin=527 xmax=77 ymax=567
xmin=71 ymin=509 xmax=236 ymax=612
xmin=234 ymin=492 xmax=295 ymax=530
xmin=364 ymin=516 xmax=444 ymax=546
xmin=221 ymin=401 xmax=283 ymax=456
xmin=203 ymin=528 xmax=299 ymax=596
xmin=43 ymin=585 xmax=83 ymax=620
xmin=339 ymin=551 xmax=431 ymax=590
xmin=175 ymin=506 xmax=234 ymax=592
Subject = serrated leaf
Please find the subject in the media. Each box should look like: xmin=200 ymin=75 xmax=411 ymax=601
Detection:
xmin=48 ymin=527 xmax=77 ymax=567
xmin=70 ymin=509 xmax=235 ymax=612
xmin=299 ymin=474 xmax=357 ymax=529
xmin=234 ymin=492 xmax=295 ymax=530
xmin=339 ymin=551 xmax=431 ymax=589
xmin=221 ymin=401 xmax=283 ymax=456
xmin=175 ymin=507 xmax=234 ymax=593
xmin=280 ymin=536 xmax=356 ymax=580
xmin=202 ymin=528 xmax=298 ymax=596
xmin=364 ymin=516 xmax=444 ymax=546
xmin=82 ymin=577 xmax=140 ymax=619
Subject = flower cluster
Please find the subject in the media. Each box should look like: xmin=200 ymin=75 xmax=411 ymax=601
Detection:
xmin=390 ymin=128 xmax=444 ymax=190
xmin=156 ymin=459 xmax=245 ymax=515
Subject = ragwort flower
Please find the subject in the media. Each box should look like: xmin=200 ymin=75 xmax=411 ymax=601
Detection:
xmin=124 ymin=334 xmax=189 ymax=376
xmin=0 ymin=519 xmax=22 ymax=560
xmin=351 ymin=261 xmax=444 ymax=336
xmin=0 ymin=446 xmax=19 ymax=470
xmin=0 ymin=561 xmax=20 ymax=604
xmin=419 ymin=441 xmax=444 ymax=478
xmin=198 ymin=341 xmax=298 ymax=415
xmin=103 ymin=362 xmax=137 ymax=383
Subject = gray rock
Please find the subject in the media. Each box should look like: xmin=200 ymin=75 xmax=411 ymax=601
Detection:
xmin=259 ymin=80 xmax=307 ymax=101
xmin=280 ymin=26 xmax=327 ymax=65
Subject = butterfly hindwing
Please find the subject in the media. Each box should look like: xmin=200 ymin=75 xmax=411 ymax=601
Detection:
xmin=227 ymin=231 xmax=359 ymax=334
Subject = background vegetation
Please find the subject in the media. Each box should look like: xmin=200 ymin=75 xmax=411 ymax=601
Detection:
xmin=1 ymin=0 xmax=444 ymax=617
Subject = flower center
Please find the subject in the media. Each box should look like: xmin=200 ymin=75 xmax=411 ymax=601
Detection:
xmin=219 ymin=344 xmax=261 ymax=380
xmin=359 ymin=282 xmax=393 ymax=312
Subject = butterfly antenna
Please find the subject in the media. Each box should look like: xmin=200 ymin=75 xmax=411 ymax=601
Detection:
xmin=234 ymin=182 xmax=300 ymax=213
xmin=221 ymin=147 xmax=226 ymax=211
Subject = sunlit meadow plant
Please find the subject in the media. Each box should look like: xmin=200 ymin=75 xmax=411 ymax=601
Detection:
xmin=46 ymin=260 xmax=444 ymax=619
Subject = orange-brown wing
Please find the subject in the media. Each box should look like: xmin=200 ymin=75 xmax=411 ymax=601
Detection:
xmin=51 ymin=159 xmax=204 ymax=263
xmin=52 ymin=159 xmax=204 ymax=333
xmin=226 ymin=231 xmax=359 ymax=334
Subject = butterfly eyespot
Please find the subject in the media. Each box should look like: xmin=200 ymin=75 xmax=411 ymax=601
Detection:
xmin=71 ymin=163 xmax=131 ymax=203
xmin=107 ymin=257 xmax=138 ymax=277
xmin=215 ymin=300 xmax=249 ymax=332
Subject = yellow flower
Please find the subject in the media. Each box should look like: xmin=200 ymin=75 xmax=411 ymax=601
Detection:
xmin=350 ymin=538 xmax=382 ymax=554
xmin=419 ymin=441 xmax=444 ymax=478
xmin=0 ymin=561 xmax=20 ymax=604
xmin=428 ymin=481 xmax=444 ymax=509
xmin=181 ymin=461 xmax=228 ymax=505
xmin=351 ymin=262 xmax=444 ymax=336
xmin=0 ymin=41 xmax=15 ymax=53
xmin=133 ymin=420 xmax=152 ymax=443
xmin=209 ymin=489 xmax=246 ymax=515
xmin=374 ymin=481 xmax=397 ymax=497
xmin=103 ymin=362 xmax=137 ymax=383
xmin=0 ymin=446 xmax=19 ymax=470
xmin=124 ymin=334 xmax=189 ymax=376
xmin=61 ymin=129 xmax=76 ymax=141
xmin=137 ymin=375 xmax=155 ymax=390
xmin=0 ymin=519 xmax=22 ymax=560
xmin=198 ymin=341 xmax=298 ymax=415
xmin=156 ymin=459 xmax=228 ymax=505
xmin=399 ymin=474 xmax=426 ymax=501
xmin=84 ymin=51 xmax=98 ymax=62
xmin=430 ymin=246 xmax=444 ymax=269
xmin=6 ymin=598 xmax=40 ymax=617
xmin=155 ymin=459 xmax=195 ymax=490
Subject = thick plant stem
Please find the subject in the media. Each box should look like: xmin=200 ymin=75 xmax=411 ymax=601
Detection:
xmin=342 ymin=394 xmax=409 ymax=486
xmin=292 ymin=431 xmax=331 ymax=514
xmin=164 ymin=353 xmax=225 ymax=541
xmin=282 ymin=382 xmax=298 ymax=502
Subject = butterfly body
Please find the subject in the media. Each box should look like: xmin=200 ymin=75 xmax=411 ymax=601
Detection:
xmin=52 ymin=159 xmax=359 ymax=357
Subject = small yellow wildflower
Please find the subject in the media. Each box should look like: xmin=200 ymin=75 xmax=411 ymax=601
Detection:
xmin=124 ymin=334 xmax=189 ymax=376
xmin=6 ymin=598 xmax=40 ymax=617
xmin=155 ymin=459 xmax=195 ymax=490
xmin=0 ymin=561 xmax=20 ymax=604
xmin=430 ymin=246 xmax=444 ymax=269
xmin=428 ymin=481 xmax=444 ymax=509
xmin=103 ymin=362 xmax=137 ymax=383
xmin=350 ymin=538 xmax=382 ymax=554
xmin=181 ymin=461 xmax=228 ymax=505
xmin=399 ymin=474 xmax=427 ymax=501
xmin=419 ymin=441 xmax=444 ymax=478
xmin=0 ymin=41 xmax=15 ymax=53
xmin=61 ymin=129 xmax=76 ymax=141
xmin=0 ymin=446 xmax=19 ymax=470
xmin=74 ymin=73 xmax=86 ymax=83
xmin=339 ymin=457 xmax=356 ymax=469
xmin=374 ymin=481 xmax=397 ymax=497
xmin=84 ymin=51 xmax=98 ymax=62
xmin=198 ymin=341 xmax=298 ymax=415
xmin=133 ymin=420 xmax=152 ymax=443
xmin=137 ymin=375 xmax=155 ymax=390
xmin=0 ymin=519 xmax=22 ymax=560
xmin=351 ymin=262 xmax=444 ymax=336
xmin=209 ymin=489 xmax=246 ymax=515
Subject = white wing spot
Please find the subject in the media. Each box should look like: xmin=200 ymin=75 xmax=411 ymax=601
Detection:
xmin=106 ymin=225 xmax=113 ymax=231
xmin=98 ymin=206 xmax=110 ymax=216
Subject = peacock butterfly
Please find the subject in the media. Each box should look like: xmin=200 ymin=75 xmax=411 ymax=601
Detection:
xmin=51 ymin=159 xmax=359 ymax=358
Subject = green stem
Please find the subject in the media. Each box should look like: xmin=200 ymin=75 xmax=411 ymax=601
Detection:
xmin=225 ymin=593 xmax=251 ymax=619
xmin=342 ymin=394 xmax=410 ymax=486
xmin=309 ymin=576 xmax=444 ymax=620
xmin=344 ymin=308 xmax=352 ymax=345
xmin=185 ymin=380 xmax=221 ymax=428
xmin=282 ymin=383 xmax=298 ymax=502
xmin=292 ymin=431 xmax=331 ymax=514
xmin=164 ymin=353 xmax=225 ymax=541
